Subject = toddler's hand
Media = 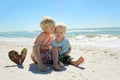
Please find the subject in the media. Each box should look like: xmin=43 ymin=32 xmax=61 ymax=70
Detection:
xmin=57 ymin=47 xmax=61 ymax=53
xmin=49 ymin=46 xmax=52 ymax=50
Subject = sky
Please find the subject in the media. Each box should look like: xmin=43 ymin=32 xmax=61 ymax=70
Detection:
xmin=0 ymin=0 xmax=120 ymax=32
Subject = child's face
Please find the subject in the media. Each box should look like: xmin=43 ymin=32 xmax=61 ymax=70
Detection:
xmin=55 ymin=27 xmax=65 ymax=38
xmin=46 ymin=27 xmax=55 ymax=34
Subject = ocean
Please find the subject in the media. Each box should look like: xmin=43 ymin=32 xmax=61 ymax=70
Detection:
xmin=0 ymin=27 xmax=120 ymax=48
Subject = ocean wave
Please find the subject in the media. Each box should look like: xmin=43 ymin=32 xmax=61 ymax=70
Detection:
xmin=0 ymin=34 xmax=120 ymax=48
xmin=66 ymin=34 xmax=120 ymax=40
xmin=0 ymin=27 xmax=120 ymax=48
xmin=0 ymin=37 xmax=35 ymax=45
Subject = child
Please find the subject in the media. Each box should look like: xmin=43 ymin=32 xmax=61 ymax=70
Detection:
xmin=31 ymin=16 xmax=55 ymax=71
xmin=52 ymin=23 xmax=84 ymax=70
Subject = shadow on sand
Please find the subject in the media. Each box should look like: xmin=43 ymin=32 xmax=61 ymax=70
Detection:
xmin=64 ymin=64 xmax=85 ymax=70
xmin=29 ymin=63 xmax=67 ymax=74
xmin=77 ymin=66 xmax=85 ymax=70
xmin=4 ymin=64 xmax=24 ymax=69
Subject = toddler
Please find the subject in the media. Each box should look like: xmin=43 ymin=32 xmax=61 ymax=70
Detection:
xmin=52 ymin=23 xmax=84 ymax=70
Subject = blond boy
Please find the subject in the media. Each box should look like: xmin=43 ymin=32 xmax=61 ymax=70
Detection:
xmin=31 ymin=16 xmax=55 ymax=71
xmin=52 ymin=23 xmax=84 ymax=70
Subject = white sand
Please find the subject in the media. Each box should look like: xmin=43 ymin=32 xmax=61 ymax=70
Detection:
xmin=0 ymin=41 xmax=120 ymax=80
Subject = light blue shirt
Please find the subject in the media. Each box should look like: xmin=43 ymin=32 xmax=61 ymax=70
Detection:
xmin=52 ymin=38 xmax=69 ymax=55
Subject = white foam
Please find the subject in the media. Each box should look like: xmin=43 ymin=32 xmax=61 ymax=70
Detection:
xmin=69 ymin=36 xmax=120 ymax=48
xmin=0 ymin=37 xmax=35 ymax=46
xmin=0 ymin=36 xmax=120 ymax=48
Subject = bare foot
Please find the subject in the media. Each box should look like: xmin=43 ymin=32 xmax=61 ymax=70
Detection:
xmin=58 ymin=61 xmax=64 ymax=68
xmin=71 ymin=56 xmax=84 ymax=67
xmin=53 ymin=63 xmax=61 ymax=71
xmin=38 ymin=64 xmax=49 ymax=71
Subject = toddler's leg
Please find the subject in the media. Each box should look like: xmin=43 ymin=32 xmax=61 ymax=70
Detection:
xmin=32 ymin=45 xmax=49 ymax=71
xmin=51 ymin=47 xmax=61 ymax=70
xmin=70 ymin=56 xmax=84 ymax=67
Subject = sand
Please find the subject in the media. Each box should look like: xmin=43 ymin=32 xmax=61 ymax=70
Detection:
xmin=0 ymin=41 xmax=120 ymax=80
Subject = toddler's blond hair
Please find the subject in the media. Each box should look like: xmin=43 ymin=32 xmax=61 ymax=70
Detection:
xmin=40 ymin=16 xmax=55 ymax=31
xmin=56 ymin=23 xmax=66 ymax=33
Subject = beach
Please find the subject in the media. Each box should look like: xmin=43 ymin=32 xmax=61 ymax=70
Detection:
xmin=0 ymin=39 xmax=120 ymax=80
xmin=0 ymin=28 xmax=120 ymax=80
xmin=1 ymin=0 xmax=120 ymax=79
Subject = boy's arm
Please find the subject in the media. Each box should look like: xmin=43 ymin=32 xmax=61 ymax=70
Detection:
xmin=33 ymin=33 xmax=46 ymax=70
xmin=64 ymin=41 xmax=71 ymax=56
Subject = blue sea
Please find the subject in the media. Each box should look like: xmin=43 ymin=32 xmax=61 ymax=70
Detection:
xmin=0 ymin=27 xmax=120 ymax=48
xmin=0 ymin=27 xmax=120 ymax=38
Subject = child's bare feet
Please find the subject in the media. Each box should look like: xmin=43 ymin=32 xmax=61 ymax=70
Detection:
xmin=38 ymin=64 xmax=49 ymax=71
xmin=53 ymin=63 xmax=61 ymax=71
xmin=58 ymin=61 xmax=64 ymax=68
xmin=71 ymin=56 xmax=84 ymax=67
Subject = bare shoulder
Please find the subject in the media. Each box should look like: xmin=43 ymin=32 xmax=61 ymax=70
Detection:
xmin=35 ymin=32 xmax=45 ymax=44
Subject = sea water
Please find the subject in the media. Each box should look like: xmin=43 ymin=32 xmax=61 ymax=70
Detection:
xmin=0 ymin=27 xmax=120 ymax=48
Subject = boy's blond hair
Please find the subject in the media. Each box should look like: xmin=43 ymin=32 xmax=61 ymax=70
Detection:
xmin=40 ymin=16 xmax=55 ymax=31
xmin=56 ymin=23 xmax=66 ymax=33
